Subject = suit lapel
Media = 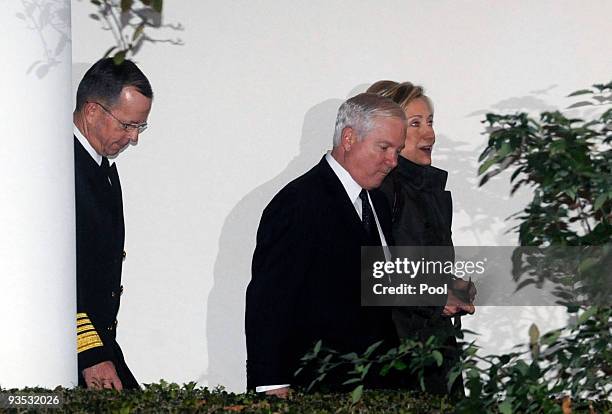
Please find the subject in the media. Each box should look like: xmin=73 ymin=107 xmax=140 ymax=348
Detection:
xmin=313 ymin=156 xmax=365 ymax=241
xmin=313 ymin=155 xmax=394 ymax=246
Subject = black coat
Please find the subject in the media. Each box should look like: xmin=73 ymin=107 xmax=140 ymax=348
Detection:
xmin=379 ymin=155 xmax=463 ymax=396
xmin=74 ymin=137 xmax=138 ymax=389
xmin=245 ymin=156 xmax=399 ymax=391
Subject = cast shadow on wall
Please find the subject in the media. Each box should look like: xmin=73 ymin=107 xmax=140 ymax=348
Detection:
xmin=205 ymin=98 xmax=343 ymax=391
xmin=439 ymin=83 xmax=562 ymax=246
xmin=16 ymin=0 xmax=70 ymax=78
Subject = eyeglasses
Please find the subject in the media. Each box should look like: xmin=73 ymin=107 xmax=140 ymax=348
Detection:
xmin=89 ymin=101 xmax=148 ymax=133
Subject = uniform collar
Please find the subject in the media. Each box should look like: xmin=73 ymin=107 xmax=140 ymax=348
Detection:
xmin=73 ymin=124 xmax=110 ymax=167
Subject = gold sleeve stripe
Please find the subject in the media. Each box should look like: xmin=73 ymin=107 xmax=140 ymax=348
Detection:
xmin=77 ymin=324 xmax=96 ymax=334
xmin=77 ymin=312 xmax=88 ymax=318
xmin=78 ymin=331 xmax=101 ymax=342
xmin=77 ymin=331 xmax=104 ymax=353
xmin=77 ymin=318 xmax=93 ymax=327
xmin=77 ymin=341 xmax=103 ymax=353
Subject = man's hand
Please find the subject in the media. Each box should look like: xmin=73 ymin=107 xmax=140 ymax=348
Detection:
xmin=442 ymin=278 xmax=477 ymax=317
xmin=265 ymin=386 xmax=290 ymax=398
xmin=82 ymin=360 xmax=123 ymax=390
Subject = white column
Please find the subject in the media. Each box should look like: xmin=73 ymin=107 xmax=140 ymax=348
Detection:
xmin=0 ymin=0 xmax=75 ymax=388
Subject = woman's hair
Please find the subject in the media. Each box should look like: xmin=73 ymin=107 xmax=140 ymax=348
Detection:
xmin=366 ymin=80 xmax=433 ymax=112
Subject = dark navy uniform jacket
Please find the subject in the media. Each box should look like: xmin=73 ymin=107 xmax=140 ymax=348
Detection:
xmin=74 ymin=137 xmax=138 ymax=388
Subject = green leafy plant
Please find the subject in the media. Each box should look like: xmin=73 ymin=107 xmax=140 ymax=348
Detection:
xmin=471 ymin=81 xmax=612 ymax=411
xmin=478 ymin=82 xmax=611 ymax=305
xmin=296 ymin=329 xmax=459 ymax=405
xmin=478 ymin=81 xmax=611 ymax=247
xmin=0 ymin=382 xmax=457 ymax=413
xmin=455 ymin=306 xmax=611 ymax=413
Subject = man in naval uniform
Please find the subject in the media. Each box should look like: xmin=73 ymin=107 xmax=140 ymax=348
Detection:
xmin=73 ymin=58 xmax=152 ymax=390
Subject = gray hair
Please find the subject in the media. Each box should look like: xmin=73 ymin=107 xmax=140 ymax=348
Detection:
xmin=332 ymin=93 xmax=406 ymax=147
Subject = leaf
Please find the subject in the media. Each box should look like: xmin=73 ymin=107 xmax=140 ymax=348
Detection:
xmin=340 ymin=352 xmax=358 ymax=361
xmin=364 ymin=340 xmax=382 ymax=357
xmin=342 ymin=378 xmax=362 ymax=385
xmin=593 ymin=193 xmax=608 ymax=211
xmin=89 ymin=13 xmax=101 ymax=20
xmin=514 ymin=278 xmax=537 ymax=292
xmin=567 ymin=89 xmax=593 ymax=97
xmin=541 ymin=330 xmax=561 ymax=346
xmin=567 ymin=101 xmax=594 ymax=109
xmin=498 ymin=399 xmax=513 ymax=414
xmin=133 ymin=22 xmax=145 ymax=41
xmin=578 ymin=257 xmax=599 ymax=274
xmin=528 ymin=323 xmax=540 ymax=345
xmin=478 ymin=156 xmax=498 ymax=175
xmin=15 ymin=12 xmax=26 ymax=20
xmin=351 ymin=384 xmax=363 ymax=404
xmin=313 ymin=340 xmax=322 ymax=355
xmin=497 ymin=141 xmax=513 ymax=158
xmin=432 ymin=350 xmax=443 ymax=367
xmin=578 ymin=306 xmax=598 ymax=325
xmin=113 ymin=50 xmax=126 ymax=65
xmin=447 ymin=368 xmax=462 ymax=392
xmin=510 ymin=166 xmax=524 ymax=183
xmin=90 ymin=0 xmax=102 ymax=5
xmin=393 ymin=360 xmax=407 ymax=371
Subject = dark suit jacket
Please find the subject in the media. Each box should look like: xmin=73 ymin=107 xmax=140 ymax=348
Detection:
xmin=245 ymin=156 xmax=399 ymax=390
xmin=74 ymin=137 xmax=138 ymax=388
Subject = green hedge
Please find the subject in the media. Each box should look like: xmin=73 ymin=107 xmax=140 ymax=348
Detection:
xmin=1 ymin=382 xmax=609 ymax=413
xmin=0 ymin=383 xmax=449 ymax=413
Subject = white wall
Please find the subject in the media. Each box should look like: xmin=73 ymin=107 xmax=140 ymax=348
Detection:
xmin=71 ymin=0 xmax=612 ymax=392
xmin=1 ymin=0 xmax=75 ymax=388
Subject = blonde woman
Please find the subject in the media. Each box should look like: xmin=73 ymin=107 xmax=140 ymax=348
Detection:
xmin=367 ymin=81 xmax=475 ymax=397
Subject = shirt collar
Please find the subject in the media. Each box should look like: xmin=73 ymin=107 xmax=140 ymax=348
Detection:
xmin=73 ymin=124 xmax=105 ymax=166
xmin=325 ymin=152 xmax=363 ymax=205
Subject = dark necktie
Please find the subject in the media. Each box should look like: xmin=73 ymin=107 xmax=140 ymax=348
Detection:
xmin=360 ymin=189 xmax=382 ymax=246
xmin=101 ymin=157 xmax=112 ymax=186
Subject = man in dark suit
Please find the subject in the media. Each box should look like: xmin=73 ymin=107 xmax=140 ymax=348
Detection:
xmin=73 ymin=58 xmax=153 ymax=390
xmin=245 ymin=93 xmax=407 ymax=397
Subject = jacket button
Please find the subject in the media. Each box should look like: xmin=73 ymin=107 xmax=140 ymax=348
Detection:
xmin=122 ymin=251 xmax=127 ymax=260
xmin=111 ymin=291 xmax=116 ymax=298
